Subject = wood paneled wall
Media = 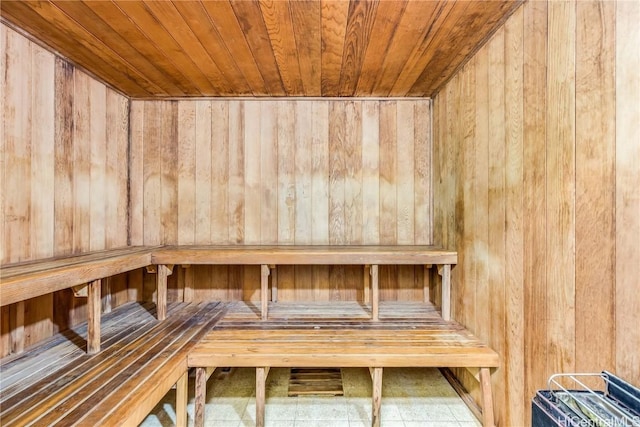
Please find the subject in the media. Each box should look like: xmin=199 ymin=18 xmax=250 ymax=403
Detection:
xmin=433 ymin=1 xmax=640 ymax=425
xmin=130 ymin=99 xmax=432 ymax=301
xmin=0 ymin=24 xmax=130 ymax=356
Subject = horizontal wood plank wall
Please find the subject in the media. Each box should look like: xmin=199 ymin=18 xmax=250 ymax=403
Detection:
xmin=433 ymin=0 xmax=640 ymax=425
xmin=0 ymin=24 xmax=130 ymax=357
xmin=130 ymin=99 xmax=432 ymax=302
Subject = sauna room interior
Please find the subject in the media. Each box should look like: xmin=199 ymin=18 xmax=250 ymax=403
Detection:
xmin=1 ymin=1 xmax=638 ymax=426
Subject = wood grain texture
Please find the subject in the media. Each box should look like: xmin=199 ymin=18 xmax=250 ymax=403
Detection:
xmin=433 ymin=0 xmax=640 ymax=421
xmin=546 ymin=0 xmax=576 ymax=381
xmin=504 ymin=9 xmax=525 ymax=425
xmin=575 ymin=0 xmax=615 ymax=382
xmin=1 ymin=25 xmax=131 ymax=356
xmin=190 ymin=325 xmax=499 ymax=368
xmin=177 ymin=103 xmax=196 ymax=245
xmin=522 ymin=0 xmax=548 ymax=418
xmin=1 ymin=0 xmax=521 ymax=97
xmin=153 ymin=246 xmax=456 ymax=266
xmin=615 ymin=0 xmax=640 ymax=389
xmin=133 ymin=99 xmax=431 ymax=302
xmin=1 ymin=247 xmax=154 ymax=307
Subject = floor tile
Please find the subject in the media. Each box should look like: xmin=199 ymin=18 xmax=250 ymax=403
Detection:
xmin=404 ymin=422 xmax=460 ymax=427
xmin=205 ymin=397 xmax=250 ymax=421
xmin=448 ymin=402 xmax=478 ymax=422
xmin=398 ymin=400 xmax=456 ymax=422
xmin=295 ymin=396 xmax=350 ymax=421
xmin=375 ymin=422 xmax=406 ymax=427
xmin=294 ymin=420 xmax=350 ymax=427
xmin=244 ymin=397 xmax=298 ymax=421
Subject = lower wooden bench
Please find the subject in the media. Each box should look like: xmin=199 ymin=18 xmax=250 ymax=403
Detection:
xmin=188 ymin=324 xmax=500 ymax=427
xmin=0 ymin=301 xmax=225 ymax=427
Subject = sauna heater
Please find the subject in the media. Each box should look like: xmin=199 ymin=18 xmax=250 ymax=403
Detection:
xmin=532 ymin=371 xmax=640 ymax=426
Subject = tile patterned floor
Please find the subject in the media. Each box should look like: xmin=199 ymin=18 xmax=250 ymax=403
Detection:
xmin=140 ymin=367 xmax=481 ymax=427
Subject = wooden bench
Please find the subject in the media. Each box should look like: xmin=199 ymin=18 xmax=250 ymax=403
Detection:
xmin=0 ymin=246 xmax=157 ymax=354
xmin=152 ymin=245 xmax=457 ymax=321
xmin=188 ymin=302 xmax=500 ymax=427
xmin=0 ymin=300 xmax=226 ymax=427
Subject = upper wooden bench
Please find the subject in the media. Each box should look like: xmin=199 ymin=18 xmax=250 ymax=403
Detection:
xmin=152 ymin=245 xmax=457 ymax=321
xmin=0 ymin=246 xmax=154 ymax=307
xmin=1 ymin=245 xmax=456 ymax=353
xmin=0 ymin=246 xmax=156 ymax=353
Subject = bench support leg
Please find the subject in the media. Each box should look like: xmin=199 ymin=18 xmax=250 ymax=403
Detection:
xmin=195 ymin=367 xmax=207 ymax=427
xmin=371 ymin=265 xmax=379 ymax=321
xmin=156 ymin=264 xmax=173 ymax=321
xmin=423 ymin=265 xmax=431 ymax=303
xmin=270 ymin=265 xmax=278 ymax=302
xmin=9 ymin=300 xmax=25 ymax=354
xmin=438 ymin=264 xmax=451 ymax=321
xmin=371 ymin=367 xmax=383 ymax=427
xmin=479 ymin=368 xmax=495 ymax=427
xmin=261 ymin=265 xmax=270 ymax=320
xmin=363 ymin=265 xmax=371 ymax=304
xmin=87 ymin=279 xmax=101 ymax=354
xmin=256 ymin=367 xmax=270 ymax=427
xmin=176 ymin=370 xmax=188 ymax=427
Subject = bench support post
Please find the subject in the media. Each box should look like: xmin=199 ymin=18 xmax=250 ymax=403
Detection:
xmin=269 ymin=265 xmax=278 ymax=302
xmin=156 ymin=265 xmax=173 ymax=321
xmin=438 ymin=264 xmax=451 ymax=321
xmin=372 ymin=367 xmax=383 ymax=427
xmin=479 ymin=368 xmax=495 ymax=427
xmin=363 ymin=265 xmax=371 ymax=304
xmin=176 ymin=370 xmax=188 ymax=427
xmin=195 ymin=367 xmax=207 ymax=427
xmin=256 ymin=367 xmax=270 ymax=427
xmin=371 ymin=265 xmax=379 ymax=321
xmin=87 ymin=279 xmax=101 ymax=354
xmin=9 ymin=300 xmax=25 ymax=354
xmin=423 ymin=265 xmax=432 ymax=303
xmin=261 ymin=265 xmax=270 ymax=320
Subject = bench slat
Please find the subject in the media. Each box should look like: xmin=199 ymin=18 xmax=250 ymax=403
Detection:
xmin=189 ymin=350 xmax=499 ymax=368
xmin=153 ymin=245 xmax=457 ymax=265
xmin=0 ymin=247 xmax=154 ymax=277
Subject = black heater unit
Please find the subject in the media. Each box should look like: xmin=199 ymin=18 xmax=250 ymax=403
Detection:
xmin=533 ymin=371 xmax=640 ymax=427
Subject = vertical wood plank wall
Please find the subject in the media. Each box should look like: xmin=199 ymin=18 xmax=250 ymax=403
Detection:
xmin=130 ymin=99 xmax=432 ymax=302
xmin=0 ymin=24 xmax=130 ymax=357
xmin=433 ymin=1 xmax=640 ymax=425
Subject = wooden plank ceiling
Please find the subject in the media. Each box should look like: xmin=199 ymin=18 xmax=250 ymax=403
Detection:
xmin=1 ymin=0 xmax=522 ymax=98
